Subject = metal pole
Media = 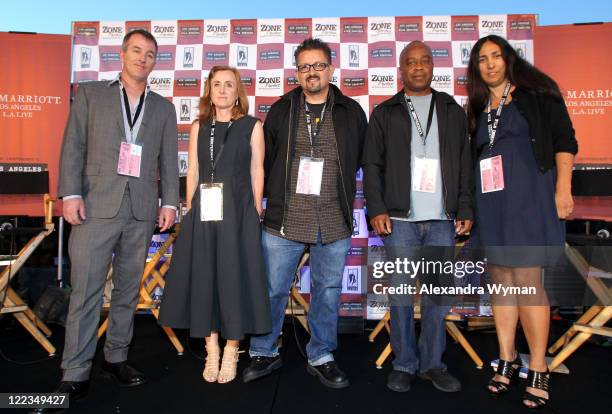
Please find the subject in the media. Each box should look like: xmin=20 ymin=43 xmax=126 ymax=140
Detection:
xmin=57 ymin=217 xmax=64 ymax=287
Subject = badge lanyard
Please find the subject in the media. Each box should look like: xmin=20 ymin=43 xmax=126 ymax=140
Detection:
xmin=209 ymin=118 xmax=232 ymax=182
xmin=486 ymin=82 xmax=512 ymax=150
xmin=405 ymin=94 xmax=436 ymax=157
xmin=121 ymin=87 xmax=145 ymax=143
xmin=304 ymin=102 xmax=327 ymax=157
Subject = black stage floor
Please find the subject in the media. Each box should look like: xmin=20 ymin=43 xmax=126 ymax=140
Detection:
xmin=1 ymin=315 xmax=610 ymax=414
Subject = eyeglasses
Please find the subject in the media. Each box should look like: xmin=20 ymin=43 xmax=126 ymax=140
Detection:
xmin=296 ymin=62 xmax=330 ymax=73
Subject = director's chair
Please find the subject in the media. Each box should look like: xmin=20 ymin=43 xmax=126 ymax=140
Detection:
xmin=0 ymin=195 xmax=57 ymax=355
xmin=97 ymin=224 xmax=184 ymax=354
xmin=287 ymin=252 xmax=311 ymax=333
xmin=547 ymin=244 xmax=612 ymax=371
xmin=368 ymin=306 xmax=484 ymax=369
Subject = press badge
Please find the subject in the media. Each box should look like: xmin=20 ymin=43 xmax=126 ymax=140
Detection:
xmin=296 ymin=156 xmax=324 ymax=196
xmin=480 ymin=155 xmax=505 ymax=193
xmin=200 ymin=183 xmax=223 ymax=221
xmin=117 ymin=142 xmax=142 ymax=178
xmin=412 ymin=157 xmax=438 ymax=193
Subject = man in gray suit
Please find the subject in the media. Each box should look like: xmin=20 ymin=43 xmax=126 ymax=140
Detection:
xmin=35 ymin=29 xmax=178 ymax=411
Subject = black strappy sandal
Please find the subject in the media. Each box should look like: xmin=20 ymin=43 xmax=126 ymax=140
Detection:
xmin=522 ymin=369 xmax=550 ymax=410
xmin=488 ymin=353 xmax=522 ymax=395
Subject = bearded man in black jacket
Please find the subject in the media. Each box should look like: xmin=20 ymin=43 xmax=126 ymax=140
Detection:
xmin=244 ymin=38 xmax=367 ymax=389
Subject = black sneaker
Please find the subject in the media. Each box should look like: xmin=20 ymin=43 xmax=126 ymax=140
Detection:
xmin=387 ymin=370 xmax=414 ymax=392
xmin=306 ymin=361 xmax=350 ymax=389
xmin=418 ymin=368 xmax=462 ymax=392
xmin=242 ymin=355 xmax=283 ymax=383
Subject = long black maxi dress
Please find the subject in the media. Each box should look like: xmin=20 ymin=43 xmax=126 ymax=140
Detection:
xmin=159 ymin=115 xmax=272 ymax=339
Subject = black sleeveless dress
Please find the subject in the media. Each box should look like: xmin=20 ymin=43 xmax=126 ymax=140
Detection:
xmin=159 ymin=115 xmax=271 ymax=339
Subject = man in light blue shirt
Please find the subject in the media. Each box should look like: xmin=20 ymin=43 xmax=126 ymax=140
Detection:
xmin=363 ymin=41 xmax=474 ymax=393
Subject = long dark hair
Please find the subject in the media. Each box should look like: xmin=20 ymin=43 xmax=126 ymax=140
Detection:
xmin=466 ymin=35 xmax=563 ymax=135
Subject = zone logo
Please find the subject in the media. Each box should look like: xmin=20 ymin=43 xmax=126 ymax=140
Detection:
xmin=150 ymin=77 xmax=172 ymax=86
xmin=154 ymin=26 xmax=175 ymax=34
xmin=258 ymin=77 xmax=281 ymax=84
xmin=371 ymin=75 xmax=394 ymax=82
xmin=315 ymin=24 xmax=337 ymax=32
xmin=206 ymin=25 xmax=228 ymax=33
xmin=260 ymin=24 xmax=282 ymax=32
xmin=150 ymin=241 xmax=164 ymax=249
xmin=481 ymin=21 xmax=504 ymax=29
xmin=370 ymin=23 xmax=392 ymax=31
xmin=102 ymin=26 xmax=123 ymax=34
xmin=433 ymin=75 xmax=451 ymax=82
xmin=425 ymin=22 xmax=448 ymax=30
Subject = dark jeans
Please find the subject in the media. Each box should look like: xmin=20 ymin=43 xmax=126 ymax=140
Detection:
xmin=384 ymin=220 xmax=455 ymax=373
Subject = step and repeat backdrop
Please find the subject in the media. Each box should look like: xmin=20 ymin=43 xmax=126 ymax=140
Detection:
xmin=72 ymin=15 xmax=536 ymax=319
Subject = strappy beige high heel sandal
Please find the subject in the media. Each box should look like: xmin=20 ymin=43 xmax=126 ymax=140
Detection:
xmin=218 ymin=345 xmax=239 ymax=384
xmin=202 ymin=344 xmax=220 ymax=382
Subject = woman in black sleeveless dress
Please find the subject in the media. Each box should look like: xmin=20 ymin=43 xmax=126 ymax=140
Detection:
xmin=467 ymin=36 xmax=578 ymax=409
xmin=159 ymin=66 xmax=271 ymax=384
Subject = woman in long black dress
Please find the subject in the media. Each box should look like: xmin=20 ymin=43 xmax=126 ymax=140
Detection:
xmin=466 ymin=36 xmax=577 ymax=409
xmin=159 ymin=66 xmax=271 ymax=384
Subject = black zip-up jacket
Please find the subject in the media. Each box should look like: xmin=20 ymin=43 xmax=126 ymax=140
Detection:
xmin=262 ymin=84 xmax=368 ymax=234
xmin=472 ymin=88 xmax=578 ymax=172
xmin=362 ymin=89 xmax=474 ymax=221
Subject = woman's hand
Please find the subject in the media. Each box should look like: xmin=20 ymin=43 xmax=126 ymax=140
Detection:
xmin=555 ymin=189 xmax=574 ymax=219
xmin=554 ymin=152 xmax=575 ymax=220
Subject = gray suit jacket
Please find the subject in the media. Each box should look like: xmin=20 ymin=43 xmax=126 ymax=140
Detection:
xmin=58 ymin=81 xmax=179 ymax=221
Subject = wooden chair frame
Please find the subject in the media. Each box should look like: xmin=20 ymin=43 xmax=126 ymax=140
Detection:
xmin=97 ymin=224 xmax=184 ymax=355
xmin=368 ymin=308 xmax=484 ymax=369
xmin=547 ymin=244 xmax=612 ymax=371
xmin=0 ymin=195 xmax=57 ymax=356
